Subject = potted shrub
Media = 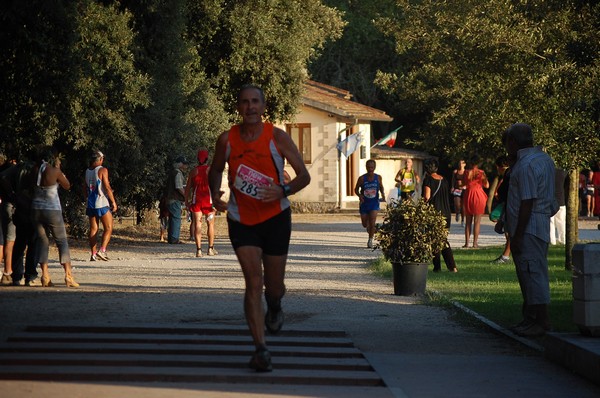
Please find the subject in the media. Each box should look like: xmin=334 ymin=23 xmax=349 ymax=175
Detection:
xmin=375 ymin=199 xmax=448 ymax=296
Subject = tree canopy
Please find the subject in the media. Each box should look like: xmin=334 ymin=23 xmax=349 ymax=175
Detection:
xmin=310 ymin=0 xmax=599 ymax=267
xmin=0 ymin=0 xmax=344 ymax=230
xmin=2 ymin=0 xmax=597 ymax=244
xmin=373 ymin=0 xmax=600 ymax=169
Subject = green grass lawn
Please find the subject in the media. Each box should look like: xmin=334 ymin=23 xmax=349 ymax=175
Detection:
xmin=369 ymin=245 xmax=578 ymax=332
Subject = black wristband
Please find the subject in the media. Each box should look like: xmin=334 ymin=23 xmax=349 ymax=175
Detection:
xmin=280 ymin=184 xmax=291 ymax=197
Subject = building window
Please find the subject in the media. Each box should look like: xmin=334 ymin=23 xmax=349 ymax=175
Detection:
xmin=286 ymin=123 xmax=311 ymax=164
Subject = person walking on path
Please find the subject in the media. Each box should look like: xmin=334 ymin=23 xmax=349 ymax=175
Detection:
xmin=164 ymin=156 xmax=189 ymax=244
xmin=395 ymin=158 xmax=420 ymax=201
xmin=422 ymin=159 xmax=457 ymax=272
xmin=462 ymin=155 xmax=489 ymax=248
xmin=31 ymin=150 xmax=78 ymax=287
xmin=550 ymin=168 xmax=567 ymax=244
xmin=208 ymin=84 xmax=310 ymax=372
xmin=487 ymin=155 xmax=512 ymax=263
xmin=85 ymin=150 xmax=117 ymax=261
xmin=0 ymin=157 xmax=37 ymax=286
xmin=583 ymin=169 xmax=595 ymax=218
xmin=593 ymin=160 xmax=600 ymax=218
xmin=451 ymin=159 xmax=467 ymax=226
xmin=354 ymin=159 xmax=386 ymax=249
xmin=504 ymin=122 xmax=558 ymax=337
xmin=0 ymin=157 xmax=18 ymax=285
xmin=185 ymin=148 xmax=217 ymax=257
xmin=158 ymin=195 xmax=169 ymax=242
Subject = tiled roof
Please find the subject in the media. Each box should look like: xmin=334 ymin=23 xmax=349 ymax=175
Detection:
xmin=302 ymin=80 xmax=393 ymax=122
xmin=370 ymin=145 xmax=432 ymax=160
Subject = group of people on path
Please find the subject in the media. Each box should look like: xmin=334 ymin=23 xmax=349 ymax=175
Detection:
xmin=354 ymin=123 xmax=562 ymax=338
xmin=354 ymin=157 xmax=458 ymax=273
xmin=0 ymin=85 xmax=311 ymax=374
xmin=1 ymin=80 xmax=581 ymax=369
xmin=0 ymin=84 xmax=312 ymax=376
xmin=357 ymin=154 xmax=493 ymax=255
xmin=354 ymin=153 xmax=493 ymax=272
xmin=0 ymin=149 xmax=117 ymax=288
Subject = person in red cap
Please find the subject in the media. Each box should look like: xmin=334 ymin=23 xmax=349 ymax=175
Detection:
xmin=185 ymin=148 xmax=217 ymax=257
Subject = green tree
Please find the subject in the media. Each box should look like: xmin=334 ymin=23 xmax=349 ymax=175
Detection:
xmin=309 ymin=1 xmax=397 ymax=107
xmin=308 ymin=0 xmax=401 ymax=138
xmin=121 ymin=0 xmax=344 ymax=215
xmin=120 ymin=0 xmax=229 ymax=216
xmin=186 ymin=0 xmax=345 ymax=122
xmin=374 ymin=0 xmax=600 ymax=267
xmin=0 ymin=1 xmax=150 ymax=232
xmin=0 ymin=0 xmax=345 ymax=231
xmin=0 ymin=1 xmax=76 ymax=158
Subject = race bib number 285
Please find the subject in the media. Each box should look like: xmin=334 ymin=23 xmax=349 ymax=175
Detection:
xmin=234 ymin=164 xmax=273 ymax=199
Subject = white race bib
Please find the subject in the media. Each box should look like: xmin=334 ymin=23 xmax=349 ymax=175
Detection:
xmin=364 ymin=188 xmax=377 ymax=199
xmin=233 ymin=164 xmax=273 ymax=199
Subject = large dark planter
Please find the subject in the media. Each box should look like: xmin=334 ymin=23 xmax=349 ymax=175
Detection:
xmin=392 ymin=262 xmax=428 ymax=296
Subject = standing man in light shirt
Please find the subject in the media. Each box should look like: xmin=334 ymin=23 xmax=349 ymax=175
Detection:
xmin=165 ymin=155 xmax=189 ymax=244
xmin=504 ymin=123 xmax=558 ymax=337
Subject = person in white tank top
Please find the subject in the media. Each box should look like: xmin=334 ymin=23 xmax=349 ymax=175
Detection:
xmin=31 ymin=151 xmax=78 ymax=287
xmin=84 ymin=150 xmax=117 ymax=262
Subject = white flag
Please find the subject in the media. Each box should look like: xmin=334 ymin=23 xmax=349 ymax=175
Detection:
xmin=337 ymin=132 xmax=363 ymax=157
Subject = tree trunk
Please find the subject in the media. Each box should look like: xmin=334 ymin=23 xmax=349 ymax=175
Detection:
xmin=565 ymin=168 xmax=580 ymax=270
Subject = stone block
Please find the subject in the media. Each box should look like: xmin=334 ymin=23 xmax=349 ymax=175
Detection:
xmin=572 ymin=243 xmax=600 ymax=274
xmin=572 ymin=274 xmax=600 ymax=301
xmin=573 ymin=300 xmax=600 ymax=328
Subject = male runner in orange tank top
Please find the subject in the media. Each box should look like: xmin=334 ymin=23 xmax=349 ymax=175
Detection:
xmin=209 ymin=84 xmax=310 ymax=372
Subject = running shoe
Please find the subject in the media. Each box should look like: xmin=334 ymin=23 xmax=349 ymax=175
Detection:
xmin=367 ymin=238 xmax=373 ymax=249
xmin=491 ymin=256 xmax=511 ymax=264
xmin=90 ymin=254 xmax=97 ymax=262
xmin=248 ymin=346 xmax=273 ymax=372
xmin=96 ymin=250 xmax=109 ymax=261
xmin=265 ymin=307 xmax=284 ymax=334
xmin=207 ymin=247 xmax=218 ymax=256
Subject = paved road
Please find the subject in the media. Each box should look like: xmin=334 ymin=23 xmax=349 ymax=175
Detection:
xmin=0 ymin=214 xmax=599 ymax=397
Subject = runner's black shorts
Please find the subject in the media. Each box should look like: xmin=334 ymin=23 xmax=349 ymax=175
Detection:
xmin=227 ymin=207 xmax=291 ymax=256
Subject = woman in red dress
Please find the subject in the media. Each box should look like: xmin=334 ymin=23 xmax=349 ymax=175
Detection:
xmin=463 ymin=156 xmax=489 ymax=248
xmin=593 ymin=160 xmax=600 ymax=219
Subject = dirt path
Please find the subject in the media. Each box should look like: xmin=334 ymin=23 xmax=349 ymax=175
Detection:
xmin=1 ymin=213 xmax=600 ymax=397
xmin=0 ymin=213 xmax=503 ymax=353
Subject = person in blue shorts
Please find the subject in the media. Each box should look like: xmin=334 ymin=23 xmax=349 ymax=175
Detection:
xmin=84 ymin=150 xmax=117 ymax=261
xmin=354 ymin=159 xmax=386 ymax=248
